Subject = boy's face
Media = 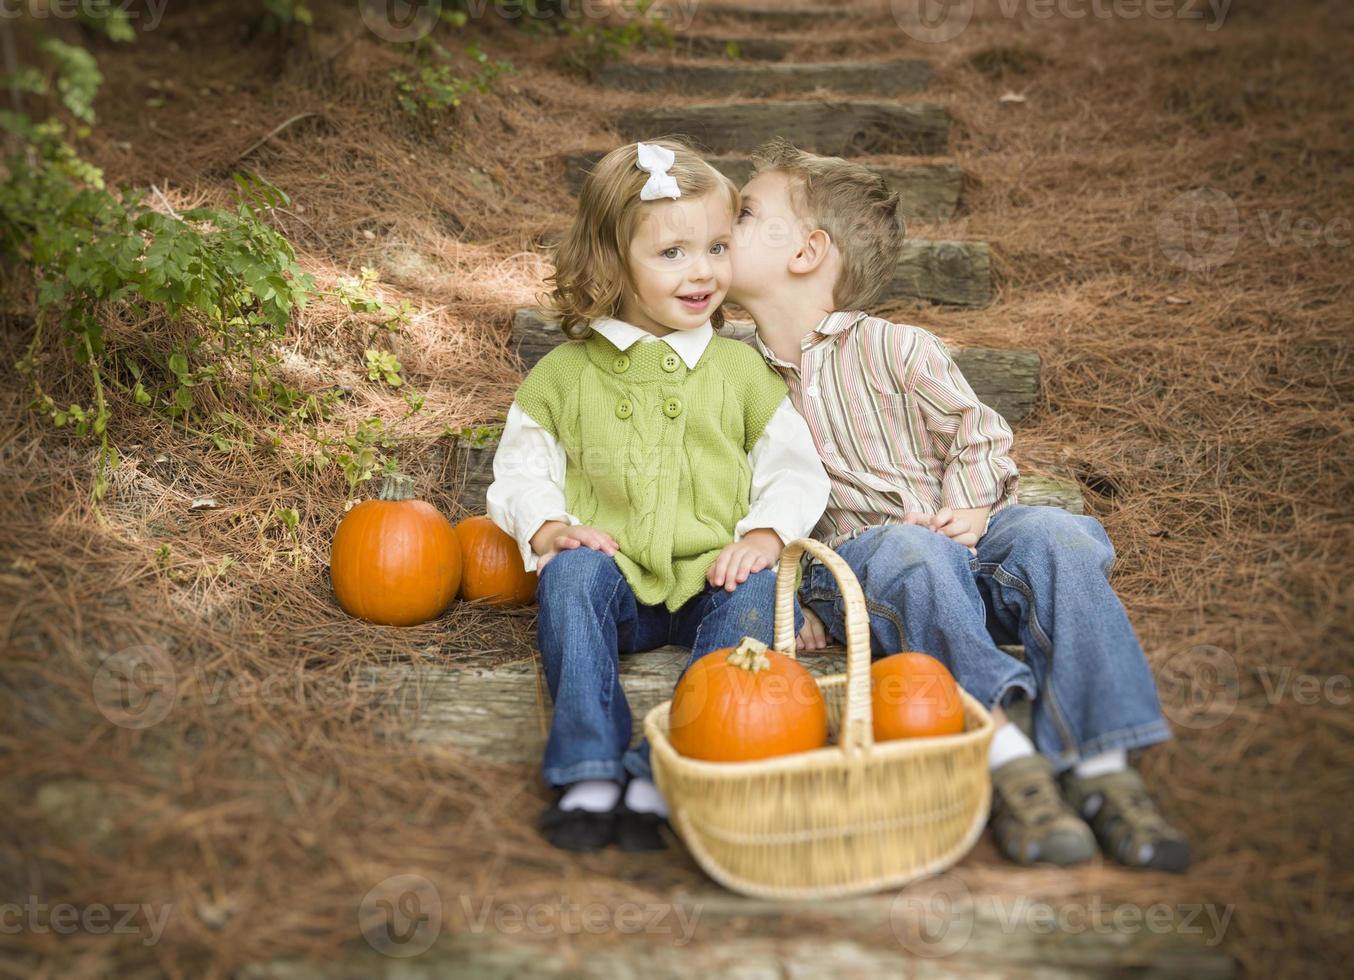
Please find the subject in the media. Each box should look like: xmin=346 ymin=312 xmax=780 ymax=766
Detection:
xmin=619 ymin=191 xmax=733 ymax=337
xmin=728 ymin=171 xmax=808 ymax=305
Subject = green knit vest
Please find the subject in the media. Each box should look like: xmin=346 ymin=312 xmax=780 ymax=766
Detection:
xmin=514 ymin=329 xmax=789 ymax=611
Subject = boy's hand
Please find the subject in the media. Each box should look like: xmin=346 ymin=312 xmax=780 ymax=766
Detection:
xmin=533 ymin=521 xmax=618 ymax=572
xmin=797 ymin=603 xmax=829 ymax=651
xmin=902 ymin=508 xmax=979 ymax=556
xmin=709 ymin=528 xmax=781 ymax=592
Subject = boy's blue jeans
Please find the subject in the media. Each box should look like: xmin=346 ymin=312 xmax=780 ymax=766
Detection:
xmin=799 ymin=504 xmax=1172 ymax=773
xmin=535 ymin=545 xmax=804 ymax=788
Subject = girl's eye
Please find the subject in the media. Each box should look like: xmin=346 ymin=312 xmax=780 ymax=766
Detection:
xmin=710 ymin=242 xmax=728 ymax=255
xmin=737 ymin=206 xmax=752 ymax=220
xmin=661 ymin=246 xmax=683 ymax=259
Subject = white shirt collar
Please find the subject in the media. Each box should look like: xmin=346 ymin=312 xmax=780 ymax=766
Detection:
xmin=591 ymin=317 xmax=713 ymax=370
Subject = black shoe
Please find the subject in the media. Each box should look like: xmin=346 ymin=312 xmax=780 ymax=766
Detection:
xmin=538 ymin=802 xmax=617 ymax=852
xmin=614 ymin=803 xmax=669 ymax=852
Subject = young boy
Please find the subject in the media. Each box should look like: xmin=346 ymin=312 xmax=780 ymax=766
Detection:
xmin=725 ymin=139 xmax=1190 ymax=873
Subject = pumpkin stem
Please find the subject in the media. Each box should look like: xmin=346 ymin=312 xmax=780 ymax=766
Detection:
xmin=725 ymin=636 xmax=772 ymax=673
xmin=377 ymin=472 xmax=416 ymax=502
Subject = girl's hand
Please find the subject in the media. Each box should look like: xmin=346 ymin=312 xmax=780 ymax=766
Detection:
xmin=797 ymin=604 xmax=829 ymax=651
xmin=534 ymin=524 xmax=618 ymax=572
xmin=708 ymin=528 xmax=781 ymax=592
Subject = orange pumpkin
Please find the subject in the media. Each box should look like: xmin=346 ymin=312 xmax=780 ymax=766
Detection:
xmin=330 ymin=471 xmax=462 ymax=626
xmin=454 ymin=515 xmax=538 ymax=606
xmin=669 ymin=636 xmax=828 ymax=762
xmin=870 ymin=652 xmax=966 ymax=740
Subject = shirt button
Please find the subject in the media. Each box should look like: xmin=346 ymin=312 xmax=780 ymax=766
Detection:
xmin=616 ymin=399 xmax=633 ymax=419
xmin=661 ymin=352 xmax=680 ymax=372
xmin=663 ymin=397 xmax=683 ymax=418
xmin=806 ymin=384 xmax=820 ymax=397
xmin=612 ymin=354 xmax=630 ymax=373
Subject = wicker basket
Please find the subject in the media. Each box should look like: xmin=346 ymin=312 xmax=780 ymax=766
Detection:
xmin=643 ymin=536 xmax=995 ymax=899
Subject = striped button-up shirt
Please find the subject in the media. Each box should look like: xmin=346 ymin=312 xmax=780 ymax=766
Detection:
xmin=751 ymin=310 xmax=1019 ymax=554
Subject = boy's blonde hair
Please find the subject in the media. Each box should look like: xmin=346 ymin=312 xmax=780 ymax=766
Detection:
xmin=749 ymin=138 xmax=905 ymax=310
xmin=545 ymin=137 xmax=739 ymax=339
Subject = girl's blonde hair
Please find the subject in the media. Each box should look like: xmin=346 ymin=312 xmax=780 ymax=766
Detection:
xmin=544 ymin=137 xmax=739 ymax=339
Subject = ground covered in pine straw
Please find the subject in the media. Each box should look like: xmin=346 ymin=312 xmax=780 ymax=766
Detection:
xmin=1 ymin=0 xmax=1350 ymax=975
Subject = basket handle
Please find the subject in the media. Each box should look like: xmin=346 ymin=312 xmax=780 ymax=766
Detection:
xmin=773 ymin=538 xmax=874 ymax=757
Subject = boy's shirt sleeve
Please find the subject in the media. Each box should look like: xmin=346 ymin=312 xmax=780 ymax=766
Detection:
xmin=903 ymin=330 xmax=1020 ymax=517
xmin=735 ymin=396 xmax=832 ymax=547
xmin=485 ymin=401 xmax=580 ymax=573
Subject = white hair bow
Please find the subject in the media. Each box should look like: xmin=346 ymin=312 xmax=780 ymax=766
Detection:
xmin=635 ymin=142 xmax=680 ymax=201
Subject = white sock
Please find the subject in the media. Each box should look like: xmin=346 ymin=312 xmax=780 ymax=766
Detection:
xmin=623 ymin=777 xmax=668 ymax=818
xmin=988 ymin=722 xmax=1037 ymax=771
xmin=558 ymin=779 xmax=621 ymax=812
xmin=1073 ymin=748 xmax=1127 ymax=779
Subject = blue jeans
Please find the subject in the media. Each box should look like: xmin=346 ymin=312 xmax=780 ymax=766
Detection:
xmin=799 ymin=504 xmax=1172 ymax=773
xmin=535 ymin=545 xmax=805 ymax=788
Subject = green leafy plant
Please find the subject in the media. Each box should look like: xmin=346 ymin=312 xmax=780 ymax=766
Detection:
xmin=77 ymin=0 xmax=137 ymax=42
xmin=557 ymin=0 xmax=673 ymax=75
xmin=335 ymin=265 xmax=414 ymax=332
xmin=390 ymin=40 xmax=513 ymax=116
xmin=364 ymin=349 xmax=404 ymax=388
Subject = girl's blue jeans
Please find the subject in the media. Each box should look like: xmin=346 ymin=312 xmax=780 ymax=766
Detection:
xmin=535 ymin=545 xmax=804 ymax=788
xmin=799 ymin=504 xmax=1172 ymax=773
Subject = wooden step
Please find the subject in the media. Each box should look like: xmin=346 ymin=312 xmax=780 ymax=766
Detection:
xmin=672 ymin=34 xmax=793 ymax=61
xmin=891 ymin=239 xmax=990 ymax=306
xmin=691 ymin=4 xmax=853 ymax=26
xmin=618 ymin=100 xmax=950 ymax=157
xmin=599 ymin=60 xmax=932 ymax=97
xmin=364 ymin=643 xmax=1027 ymax=765
xmin=508 ymin=308 xmax=1034 ymax=420
xmin=240 ymin=896 xmax=1236 ymax=978
xmin=564 ymin=152 xmax=963 ymax=219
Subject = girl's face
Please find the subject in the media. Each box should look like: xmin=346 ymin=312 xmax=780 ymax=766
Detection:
xmin=618 ymin=191 xmax=733 ymax=337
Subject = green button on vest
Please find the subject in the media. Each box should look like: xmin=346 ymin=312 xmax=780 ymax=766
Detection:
xmin=663 ymin=397 xmax=683 ymax=418
xmin=616 ymin=399 xmax=633 ymax=419
xmin=661 ymin=352 xmax=681 ymax=372
xmin=612 ymin=354 xmax=630 ymax=373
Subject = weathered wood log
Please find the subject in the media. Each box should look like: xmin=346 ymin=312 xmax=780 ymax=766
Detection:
xmin=564 ymin=151 xmax=963 ymax=219
xmin=363 ymin=643 xmax=1028 ymax=765
xmin=618 ymin=101 xmax=951 ymax=157
xmin=672 ymin=34 xmax=792 ymax=61
xmin=508 ymin=308 xmax=1034 ymax=419
xmin=241 ymin=916 xmax=1235 ymax=980
xmin=890 ymin=239 xmax=992 ymax=306
xmin=599 ymin=60 xmax=932 ymax=97
xmin=690 ymin=4 xmax=852 ymax=26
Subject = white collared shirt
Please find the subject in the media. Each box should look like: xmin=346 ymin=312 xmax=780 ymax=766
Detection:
xmin=487 ymin=317 xmax=831 ymax=572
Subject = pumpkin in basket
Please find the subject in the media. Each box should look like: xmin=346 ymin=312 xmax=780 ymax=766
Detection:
xmin=454 ymin=515 xmax=538 ymax=606
xmin=870 ymin=652 xmax=966 ymax=740
xmin=669 ymin=636 xmax=828 ymax=762
xmin=330 ymin=470 xmax=462 ymax=626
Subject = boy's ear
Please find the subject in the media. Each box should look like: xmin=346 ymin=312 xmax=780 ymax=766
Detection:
xmin=788 ymin=228 xmax=833 ymax=276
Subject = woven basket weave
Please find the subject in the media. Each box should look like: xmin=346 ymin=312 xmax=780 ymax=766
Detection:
xmin=643 ymin=536 xmax=995 ymax=899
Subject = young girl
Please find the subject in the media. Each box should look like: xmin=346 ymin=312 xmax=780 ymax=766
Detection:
xmin=487 ymin=139 xmax=830 ymax=853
